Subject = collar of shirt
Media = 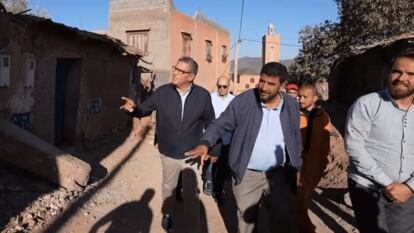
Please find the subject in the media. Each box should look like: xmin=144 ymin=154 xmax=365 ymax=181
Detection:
xmin=176 ymin=83 xmax=193 ymax=96
xmin=385 ymin=88 xmax=414 ymax=111
xmin=260 ymin=93 xmax=284 ymax=110
xmin=215 ymin=92 xmax=230 ymax=99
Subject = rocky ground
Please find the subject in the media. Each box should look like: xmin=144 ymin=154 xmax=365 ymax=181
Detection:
xmin=0 ymin=125 xmax=358 ymax=233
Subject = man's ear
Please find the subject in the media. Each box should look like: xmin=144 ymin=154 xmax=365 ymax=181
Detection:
xmin=313 ymin=94 xmax=319 ymax=103
xmin=189 ymin=74 xmax=196 ymax=82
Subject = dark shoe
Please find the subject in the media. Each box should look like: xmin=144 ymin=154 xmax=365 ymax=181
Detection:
xmin=161 ymin=214 xmax=172 ymax=232
xmin=203 ymin=181 xmax=213 ymax=196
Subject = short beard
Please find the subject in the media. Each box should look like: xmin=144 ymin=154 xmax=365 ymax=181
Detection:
xmin=389 ymin=80 xmax=414 ymax=99
xmin=260 ymin=93 xmax=278 ymax=103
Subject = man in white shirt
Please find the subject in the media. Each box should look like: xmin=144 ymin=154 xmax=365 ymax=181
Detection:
xmin=204 ymin=76 xmax=234 ymax=200
xmin=211 ymin=76 xmax=235 ymax=118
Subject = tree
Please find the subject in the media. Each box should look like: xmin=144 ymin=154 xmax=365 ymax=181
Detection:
xmin=0 ymin=0 xmax=47 ymax=17
xmin=336 ymin=0 xmax=414 ymax=51
xmin=290 ymin=0 xmax=414 ymax=83
xmin=31 ymin=4 xmax=48 ymax=18
xmin=0 ymin=0 xmax=28 ymax=14
xmin=289 ymin=21 xmax=340 ymax=83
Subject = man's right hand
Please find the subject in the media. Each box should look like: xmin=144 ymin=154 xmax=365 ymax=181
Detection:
xmin=120 ymin=96 xmax=136 ymax=113
xmin=185 ymin=144 xmax=209 ymax=166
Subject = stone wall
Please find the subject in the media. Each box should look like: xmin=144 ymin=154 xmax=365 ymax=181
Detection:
xmin=0 ymin=13 xmax=136 ymax=144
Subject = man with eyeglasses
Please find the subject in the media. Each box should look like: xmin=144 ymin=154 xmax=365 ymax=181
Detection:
xmin=203 ymin=76 xmax=234 ymax=201
xmin=120 ymin=56 xmax=219 ymax=233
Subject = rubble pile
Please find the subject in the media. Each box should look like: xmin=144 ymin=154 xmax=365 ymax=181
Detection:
xmin=0 ymin=130 xmax=124 ymax=233
xmin=0 ymin=164 xmax=83 ymax=233
xmin=319 ymin=128 xmax=349 ymax=188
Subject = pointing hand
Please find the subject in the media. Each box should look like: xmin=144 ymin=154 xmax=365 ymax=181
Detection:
xmin=120 ymin=96 xmax=136 ymax=113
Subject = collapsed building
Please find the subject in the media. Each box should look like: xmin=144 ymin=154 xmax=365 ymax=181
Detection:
xmin=0 ymin=7 xmax=142 ymax=189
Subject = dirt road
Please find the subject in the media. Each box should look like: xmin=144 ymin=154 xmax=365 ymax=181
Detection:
xmin=2 ymin=126 xmax=358 ymax=233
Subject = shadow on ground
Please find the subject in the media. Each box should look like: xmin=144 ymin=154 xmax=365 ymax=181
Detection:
xmin=310 ymin=187 xmax=357 ymax=233
xmin=43 ymin=126 xmax=151 ymax=233
xmin=0 ymin=163 xmax=58 ymax=231
xmin=217 ymin=179 xmax=238 ymax=233
xmin=89 ymin=188 xmax=155 ymax=233
xmin=161 ymin=168 xmax=208 ymax=233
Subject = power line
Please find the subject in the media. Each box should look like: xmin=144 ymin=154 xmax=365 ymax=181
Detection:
xmin=241 ymin=38 xmax=301 ymax=47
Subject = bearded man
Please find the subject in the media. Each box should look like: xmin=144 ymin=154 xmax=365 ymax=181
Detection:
xmin=346 ymin=48 xmax=414 ymax=233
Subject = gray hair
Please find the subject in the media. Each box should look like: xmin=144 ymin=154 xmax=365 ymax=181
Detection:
xmin=178 ymin=56 xmax=198 ymax=75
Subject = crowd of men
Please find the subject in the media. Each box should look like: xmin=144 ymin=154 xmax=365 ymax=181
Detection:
xmin=120 ymin=47 xmax=414 ymax=233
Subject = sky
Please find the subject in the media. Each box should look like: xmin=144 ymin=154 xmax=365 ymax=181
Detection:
xmin=29 ymin=0 xmax=339 ymax=60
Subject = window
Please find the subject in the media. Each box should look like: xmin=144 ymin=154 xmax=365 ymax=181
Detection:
xmin=205 ymin=40 xmax=213 ymax=62
xmin=245 ymin=84 xmax=250 ymax=89
xmin=24 ymin=58 xmax=36 ymax=87
xmin=250 ymin=77 xmax=255 ymax=83
xmin=3 ymin=56 xmax=9 ymax=67
xmin=221 ymin=45 xmax=228 ymax=63
xmin=126 ymin=30 xmax=150 ymax=56
xmin=0 ymin=55 xmax=10 ymax=87
xmin=182 ymin=33 xmax=192 ymax=57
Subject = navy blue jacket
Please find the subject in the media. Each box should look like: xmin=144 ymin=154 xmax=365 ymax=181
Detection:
xmin=200 ymin=89 xmax=302 ymax=184
xmin=131 ymin=83 xmax=219 ymax=159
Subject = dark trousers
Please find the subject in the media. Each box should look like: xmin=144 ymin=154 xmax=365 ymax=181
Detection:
xmin=348 ymin=179 xmax=414 ymax=233
xmin=204 ymin=145 xmax=229 ymax=196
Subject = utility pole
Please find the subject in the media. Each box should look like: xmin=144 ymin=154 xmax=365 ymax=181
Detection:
xmin=232 ymin=38 xmax=240 ymax=93
xmin=233 ymin=0 xmax=244 ymax=94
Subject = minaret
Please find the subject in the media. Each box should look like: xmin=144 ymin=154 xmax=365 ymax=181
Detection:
xmin=262 ymin=23 xmax=280 ymax=65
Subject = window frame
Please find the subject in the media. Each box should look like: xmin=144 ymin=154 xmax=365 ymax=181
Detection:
xmin=181 ymin=32 xmax=192 ymax=57
xmin=205 ymin=40 xmax=213 ymax=63
xmin=126 ymin=29 xmax=150 ymax=56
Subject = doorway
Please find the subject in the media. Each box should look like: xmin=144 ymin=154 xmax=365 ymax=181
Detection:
xmin=54 ymin=58 xmax=82 ymax=145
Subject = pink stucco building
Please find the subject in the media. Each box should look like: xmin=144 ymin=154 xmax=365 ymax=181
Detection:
xmin=109 ymin=0 xmax=230 ymax=91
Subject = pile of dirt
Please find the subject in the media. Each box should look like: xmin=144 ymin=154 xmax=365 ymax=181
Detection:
xmin=0 ymin=163 xmax=78 ymax=233
xmin=0 ymin=129 xmax=131 ymax=233
xmin=319 ymin=128 xmax=349 ymax=189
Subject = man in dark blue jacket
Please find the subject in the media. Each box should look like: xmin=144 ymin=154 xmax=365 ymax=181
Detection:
xmin=121 ymin=56 xmax=218 ymax=233
xmin=187 ymin=62 xmax=302 ymax=233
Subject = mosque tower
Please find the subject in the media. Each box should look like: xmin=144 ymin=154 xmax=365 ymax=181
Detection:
xmin=262 ymin=23 xmax=280 ymax=65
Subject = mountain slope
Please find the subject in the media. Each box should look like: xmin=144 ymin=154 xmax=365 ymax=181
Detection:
xmin=230 ymin=57 xmax=294 ymax=74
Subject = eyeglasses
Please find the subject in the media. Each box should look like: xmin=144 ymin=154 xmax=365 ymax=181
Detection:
xmin=172 ymin=66 xmax=192 ymax=75
xmin=217 ymin=85 xmax=228 ymax=89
